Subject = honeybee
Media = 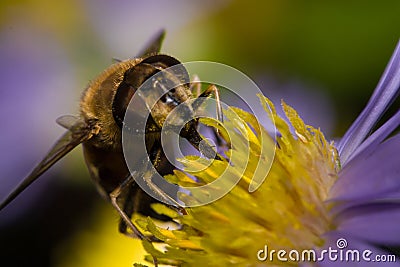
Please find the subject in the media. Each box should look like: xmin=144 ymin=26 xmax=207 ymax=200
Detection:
xmin=0 ymin=30 xmax=220 ymax=241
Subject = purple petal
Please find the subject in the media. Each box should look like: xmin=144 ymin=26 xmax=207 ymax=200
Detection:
xmin=346 ymin=109 xmax=400 ymax=164
xmin=317 ymin=231 xmax=400 ymax=266
xmin=338 ymin=40 xmax=400 ymax=165
xmin=329 ymin=134 xmax=400 ymax=202
xmin=334 ymin=203 xmax=400 ymax=244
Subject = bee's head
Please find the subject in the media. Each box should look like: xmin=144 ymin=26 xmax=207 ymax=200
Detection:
xmin=112 ymin=54 xmax=192 ymax=130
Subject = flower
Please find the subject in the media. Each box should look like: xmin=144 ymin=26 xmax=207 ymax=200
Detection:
xmin=136 ymin=41 xmax=400 ymax=266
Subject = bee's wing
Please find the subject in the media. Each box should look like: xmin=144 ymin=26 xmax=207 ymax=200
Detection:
xmin=56 ymin=114 xmax=82 ymax=130
xmin=0 ymin=117 xmax=94 ymax=210
xmin=136 ymin=29 xmax=165 ymax=57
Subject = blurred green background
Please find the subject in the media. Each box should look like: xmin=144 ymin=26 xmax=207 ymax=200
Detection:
xmin=0 ymin=0 xmax=399 ymax=266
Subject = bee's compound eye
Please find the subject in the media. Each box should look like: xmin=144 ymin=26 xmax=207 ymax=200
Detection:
xmin=141 ymin=55 xmax=190 ymax=85
xmin=112 ymin=55 xmax=190 ymax=129
xmin=112 ymin=63 xmax=159 ymax=128
xmin=112 ymin=81 xmax=134 ymax=128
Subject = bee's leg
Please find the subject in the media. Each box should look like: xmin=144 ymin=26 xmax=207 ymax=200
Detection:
xmin=112 ymin=142 xmax=184 ymax=241
xmin=111 ymin=177 xmax=160 ymax=266
xmin=191 ymin=84 xmax=228 ymax=149
xmin=192 ymin=84 xmax=222 ymax=122
xmin=133 ymin=142 xmax=187 ymax=215
xmin=145 ymin=145 xmax=186 ymax=214
xmin=117 ymin=184 xmax=137 ymax=235
xmin=190 ymin=74 xmax=202 ymax=98
xmin=109 ymin=171 xmax=149 ymax=240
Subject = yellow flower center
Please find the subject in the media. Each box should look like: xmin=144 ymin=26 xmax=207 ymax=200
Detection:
xmin=141 ymin=96 xmax=340 ymax=266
